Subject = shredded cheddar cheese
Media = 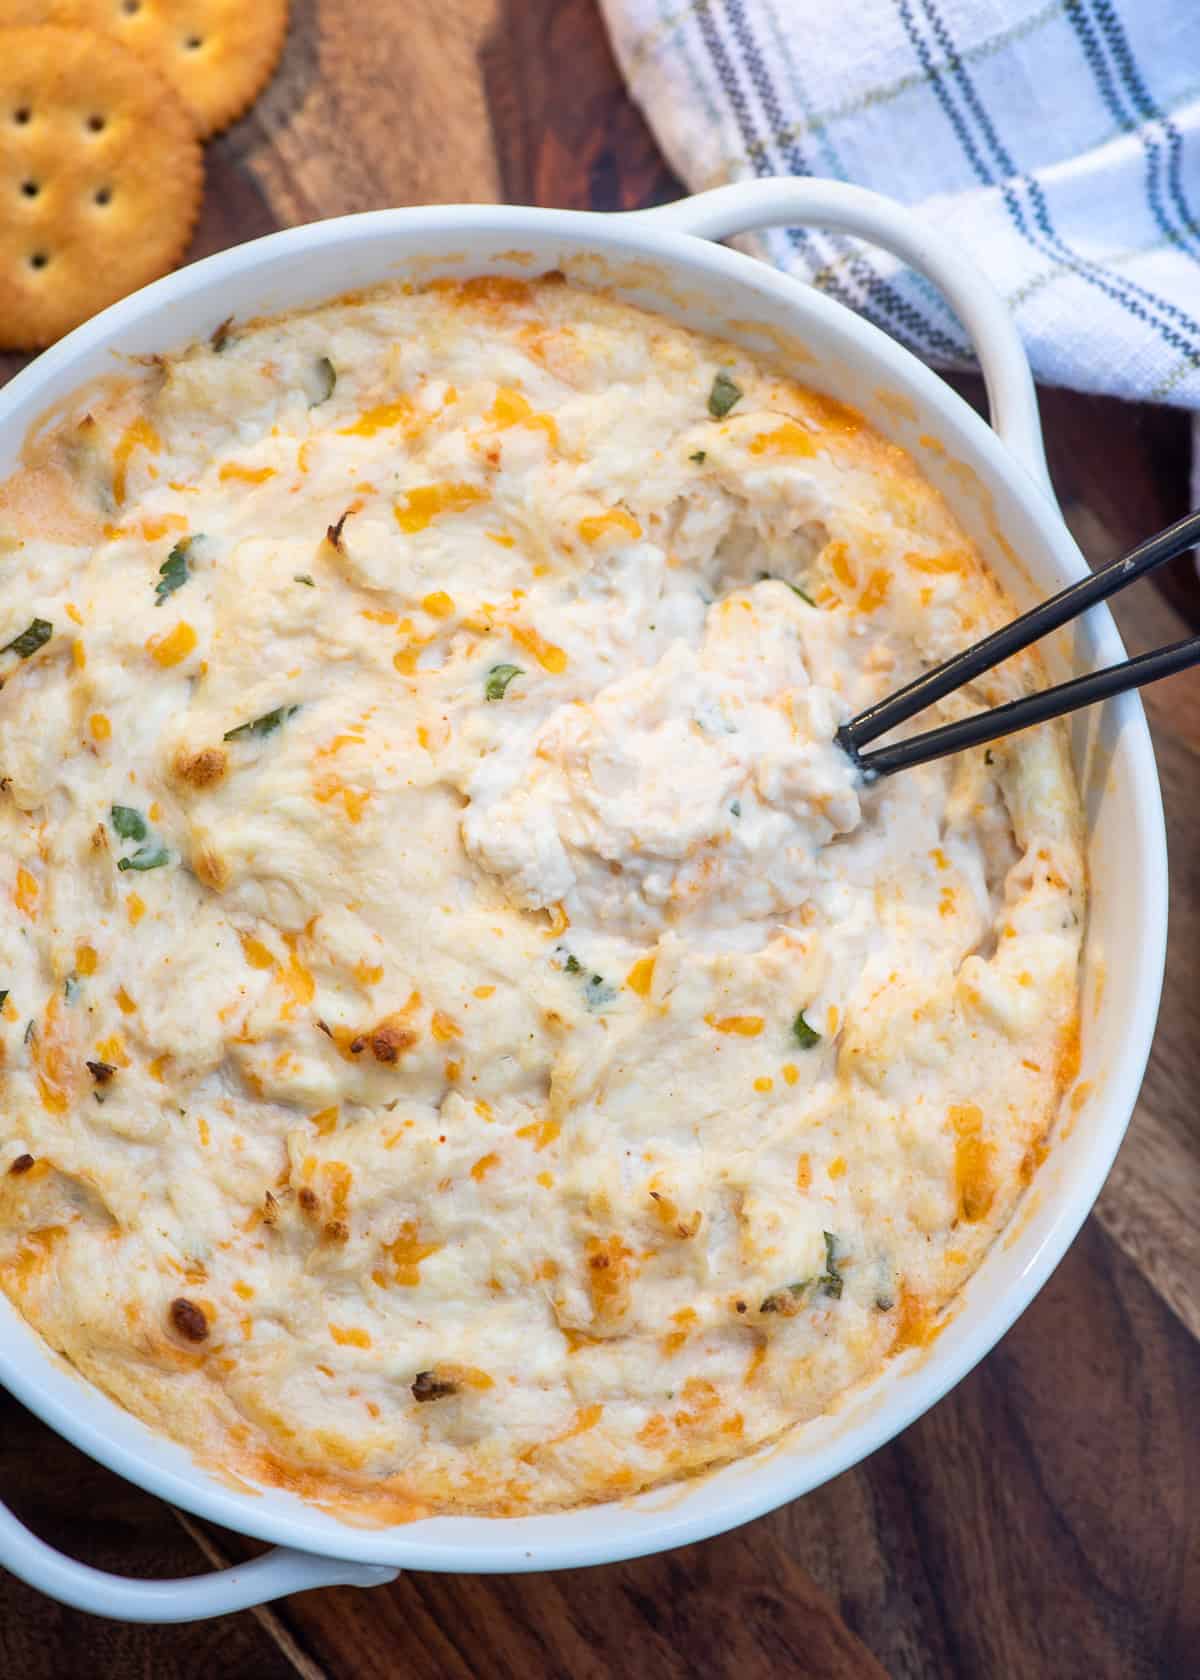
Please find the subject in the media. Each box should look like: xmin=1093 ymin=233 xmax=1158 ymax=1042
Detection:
xmin=0 ymin=270 xmax=1083 ymax=1528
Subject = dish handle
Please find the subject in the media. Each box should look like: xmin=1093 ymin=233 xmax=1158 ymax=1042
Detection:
xmin=627 ymin=179 xmax=1051 ymax=496
xmin=0 ymin=1497 xmax=397 ymax=1622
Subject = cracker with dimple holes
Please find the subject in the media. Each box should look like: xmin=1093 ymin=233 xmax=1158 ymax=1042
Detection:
xmin=0 ymin=26 xmax=202 ymax=351
xmin=53 ymin=0 xmax=289 ymax=138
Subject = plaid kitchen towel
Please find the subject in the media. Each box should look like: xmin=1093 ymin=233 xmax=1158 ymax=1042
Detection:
xmin=599 ymin=0 xmax=1200 ymax=412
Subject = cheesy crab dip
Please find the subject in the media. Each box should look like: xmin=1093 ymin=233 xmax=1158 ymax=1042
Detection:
xmin=0 ymin=275 xmax=1084 ymax=1520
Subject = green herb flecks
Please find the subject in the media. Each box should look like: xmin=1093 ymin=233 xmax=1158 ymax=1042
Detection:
xmin=0 ymin=990 xmax=8 ymax=1012
xmin=759 ymin=1281 xmax=807 ymax=1316
xmin=730 ymin=800 xmax=742 ymax=818
xmin=819 ymin=1231 xmax=843 ymax=1299
xmin=557 ymin=950 xmax=613 ymax=1005
xmin=584 ymin=974 xmax=617 ymax=1010
xmin=110 ymin=805 xmax=147 ymax=843
xmin=117 ymin=842 xmax=170 ymax=873
xmin=2 ymin=618 xmax=52 ymax=659
xmin=63 ymin=976 xmax=79 ymax=1003
xmin=792 ymin=1009 xmax=821 ymax=1050
xmin=485 ymin=663 xmax=523 ymax=702
xmin=111 ymin=803 xmax=169 ymax=872
xmin=689 ymin=450 xmax=707 ymax=464
xmin=155 ymin=537 xmax=197 ymax=606
xmin=707 ymin=371 xmax=742 ymax=419
xmin=761 ymin=1235 xmax=844 ymax=1315
xmin=310 ymin=356 xmax=337 ymax=407
xmin=23 ymin=1019 xmax=36 ymax=1046
xmin=224 ymin=704 xmax=300 ymax=743
xmin=294 ymin=574 xmax=315 ymax=587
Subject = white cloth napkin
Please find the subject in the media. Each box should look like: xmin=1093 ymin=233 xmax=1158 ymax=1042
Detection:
xmin=600 ymin=0 xmax=1200 ymax=413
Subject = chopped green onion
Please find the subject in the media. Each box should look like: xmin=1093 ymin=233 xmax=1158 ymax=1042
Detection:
xmin=707 ymin=372 xmax=742 ymax=419
xmin=761 ymin=1237 xmax=844 ymax=1314
xmin=0 ymin=990 xmax=8 ymax=1012
xmin=294 ymin=574 xmax=315 ymax=587
xmin=110 ymin=805 xmax=147 ymax=842
xmin=155 ymin=537 xmax=195 ymax=606
xmin=112 ymin=802 xmax=168 ymax=871
xmin=819 ymin=1231 xmax=843 ymax=1299
xmin=63 ymin=976 xmax=79 ymax=1002
xmin=224 ymin=704 xmax=300 ymax=742
xmin=792 ymin=1009 xmax=821 ymax=1049
xmin=2 ymin=618 xmax=52 ymax=659
xmin=759 ymin=1282 xmax=806 ymax=1315
xmin=564 ymin=953 xmax=582 ymax=974
xmin=117 ymin=843 xmax=170 ymax=872
xmin=689 ymin=450 xmax=707 ymax=464
xmin=485 ymin=663 xmax=523 ymax=702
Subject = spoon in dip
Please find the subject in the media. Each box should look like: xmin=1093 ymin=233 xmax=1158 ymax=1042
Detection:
xmin=838 ymin=507 xmax=1200 ymax=778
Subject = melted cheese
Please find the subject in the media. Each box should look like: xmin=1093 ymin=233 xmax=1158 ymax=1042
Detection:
xmin=0 ymin=276 xmax=1084 ymax=1520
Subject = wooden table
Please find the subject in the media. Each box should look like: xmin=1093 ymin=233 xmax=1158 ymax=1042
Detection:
xmin=2 ymin=3 xmax=1199 ymax=1674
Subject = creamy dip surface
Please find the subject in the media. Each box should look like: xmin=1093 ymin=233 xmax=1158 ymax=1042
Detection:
xmin=0 ymin=276 xmax=1085 ymax=1520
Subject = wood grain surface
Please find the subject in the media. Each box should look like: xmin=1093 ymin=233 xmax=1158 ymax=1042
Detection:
xmin=1 ymin=2 xmax=1198 ymax=1675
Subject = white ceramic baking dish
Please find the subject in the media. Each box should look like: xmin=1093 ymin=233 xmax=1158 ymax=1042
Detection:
xmin=0 ymin=179 xmax=1167 ymax=1622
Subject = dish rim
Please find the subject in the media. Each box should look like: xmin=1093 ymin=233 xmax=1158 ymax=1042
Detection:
xmin=0 ymin=193 xmax=1168 ymax=1579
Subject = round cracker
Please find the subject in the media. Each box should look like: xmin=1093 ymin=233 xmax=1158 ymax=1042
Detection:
xmin=53 ymin=0 xmax=289 ymax=138
xmin=0 ymin=26 xmax=202 ymax=351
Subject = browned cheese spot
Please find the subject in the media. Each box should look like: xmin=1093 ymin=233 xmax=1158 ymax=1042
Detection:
xmin=169 ymin=1296 xmax=208 ymax=1342
xmin=412 ymin=1370 xmax=460 ymax=1402
xmin=173 ymin=745 xmax=227 ymax=789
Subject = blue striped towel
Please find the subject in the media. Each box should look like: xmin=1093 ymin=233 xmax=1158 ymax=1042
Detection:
xmin=600 ymin=0 xmax=1200 ymax=413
